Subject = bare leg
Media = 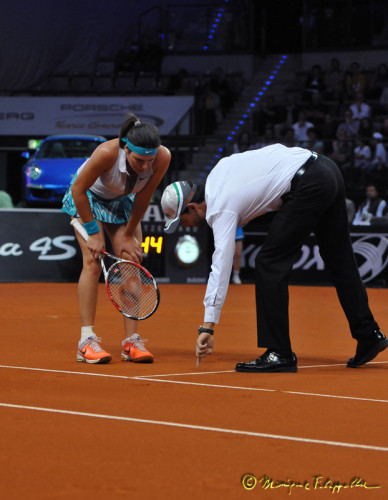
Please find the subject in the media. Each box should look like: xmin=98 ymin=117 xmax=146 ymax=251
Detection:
xmin=233 ymin=240 xmax=243 ymax=273
xmin=74 ymin=219 xmax=104 ymax=327
xmin=104 ymin=221 xmax=143 ymax=339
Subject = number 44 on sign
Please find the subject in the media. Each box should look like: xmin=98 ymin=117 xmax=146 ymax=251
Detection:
xmin=141 ymin=236 xmax=163 ymax=254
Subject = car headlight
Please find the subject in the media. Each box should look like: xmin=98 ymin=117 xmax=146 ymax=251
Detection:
xmin=26 ymin=165 xmax=42 ymax=180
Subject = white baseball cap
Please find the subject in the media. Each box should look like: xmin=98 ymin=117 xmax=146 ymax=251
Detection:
xmin=373 ymin=132 xmax=383 ymax=140
xmin=161 ymin=181 xmax=197 ymax=233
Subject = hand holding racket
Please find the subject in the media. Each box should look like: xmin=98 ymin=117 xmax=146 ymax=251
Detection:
xmin=71 ymin=218 xmax=160 ymax=321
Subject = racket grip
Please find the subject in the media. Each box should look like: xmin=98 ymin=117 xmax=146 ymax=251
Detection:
xmin=70 ymin=218 xmax=89 ymax=242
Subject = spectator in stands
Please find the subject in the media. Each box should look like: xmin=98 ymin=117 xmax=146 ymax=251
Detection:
xmin=324 ymin=57 xmax=345 ymax=103
xmin=210 ymin=67 xmax=237 ymax=117
xmin=254 ymin=95 xmax=282 ymax=136
xmin=360 ymin=132 xmax=388 ymax=185
xmin=336 ymin=109 xmax=359 ymax=140
xmin=353 ymin=137 xmax=372 ymax=168
xmin=342 ymin=137 xmax=372 ymax=185
xmin=292 ymin=110 xmax=314 ymax=142
xmin=357 ymin=117 xmax=374 ymax=140
xmin=305 ymin=91 xmax=328 ymax=126
xmin=380 ymin=117 xmax=388 ymax=143
xmin=352 ymin=184 xmax=387 ymax=225
xmin=256 ymin=125 xmax=276 ymax=148
xmin=349 ymin=92 xmax=371 ymax=121
xmin=282 ymin=91 xmax=302 ymax=125
xmin=367 ymin=63 xmax=388 ymax=100
xmin=280 ymin=127 xmax=298 ymax=147
xmin=198 ymin=82 xmax=222 ymax=134
xmin=345 ymin=61 xmax=366 ymax=99
xmin=319 ymin=113 xmax=337 ymax=154
xmin=303 ymin=64 xmax=326 ymax=101
xmin=331 ymin=128 xmax=354 ymax=171
xmin=233 ymin=131 xmax=258 ymax=154
xmin=301 ymin=127 xmax=324 ymax=154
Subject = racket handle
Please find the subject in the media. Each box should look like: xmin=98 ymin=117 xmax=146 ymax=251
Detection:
xmin=70 ymin=218 xmax=89 ymax=242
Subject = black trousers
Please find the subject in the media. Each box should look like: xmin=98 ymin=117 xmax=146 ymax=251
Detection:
xmin=254 ymin=154 xmax=379 ymax=352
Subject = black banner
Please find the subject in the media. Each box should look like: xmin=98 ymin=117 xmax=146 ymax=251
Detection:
xmin=0 ymin=209 xmax=82 ymax=282
xmin=241 ymin=227 xmax=388 ymax=288
xmin=0 ymin=207 xmax=210 ymax=283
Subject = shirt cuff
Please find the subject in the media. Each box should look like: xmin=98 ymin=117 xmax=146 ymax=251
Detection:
xmin=204 ymin=307 xmax=221 ymax=324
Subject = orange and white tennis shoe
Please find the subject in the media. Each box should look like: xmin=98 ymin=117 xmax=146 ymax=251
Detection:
xmin=77 ymin=335 xmax=112 ymax=364
xmin=121 ymin=334 xmax=153 ymax=363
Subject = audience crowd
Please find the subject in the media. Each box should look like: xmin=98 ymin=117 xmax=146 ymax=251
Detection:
xmin=228 ymin=58 xmax=388 ymax=221
xmin=11 ymin=44 xmax=388 ymax=224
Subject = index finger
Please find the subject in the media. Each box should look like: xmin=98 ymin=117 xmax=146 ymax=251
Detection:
xmin=196 ymin=357 xmax=201 ymax=368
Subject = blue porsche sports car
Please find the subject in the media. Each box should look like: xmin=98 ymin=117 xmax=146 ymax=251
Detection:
xmin=22 ymin=134 xmax=106 ymax=206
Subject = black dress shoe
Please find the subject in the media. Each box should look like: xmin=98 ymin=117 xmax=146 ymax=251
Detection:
xmin=347 ymin=330 xmax=388 ymax=368
xmin=235 ymin=350 xmax=297 ymax=373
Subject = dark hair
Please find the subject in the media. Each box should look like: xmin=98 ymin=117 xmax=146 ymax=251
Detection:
xmin=190 ymin=181 xmax=205 ymax=204
xmin=181 ymin=180 xmax=205 ymax=215
xmin=119 ymin=113 xmax=161 ymax=150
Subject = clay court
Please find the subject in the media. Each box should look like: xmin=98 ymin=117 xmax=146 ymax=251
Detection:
xmin=0 ymin=282 xmax=387 ymax=499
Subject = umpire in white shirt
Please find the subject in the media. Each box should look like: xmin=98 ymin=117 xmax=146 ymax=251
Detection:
xmin=161 ymin=144 xmax=387 ymax=372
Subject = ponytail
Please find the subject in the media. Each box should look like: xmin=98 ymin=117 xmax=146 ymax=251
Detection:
xmin=119 ymin=113 xmax=161 ymax=150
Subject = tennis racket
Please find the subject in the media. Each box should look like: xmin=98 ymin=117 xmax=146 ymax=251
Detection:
xmin=71 ymin=218 xmax=160 ymax=320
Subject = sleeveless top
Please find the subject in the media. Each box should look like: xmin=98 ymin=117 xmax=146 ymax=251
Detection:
xmin=77 ymin=148 xmax=153 ymax=200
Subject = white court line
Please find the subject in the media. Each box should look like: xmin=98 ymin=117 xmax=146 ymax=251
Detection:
xmin=1 ymin=364 xmax=387 ymax=403
xmin=0 ymin=361 xmax=388 ymax=403
xmin=0 ymin=365 xmax=133 ymax=379
xmin=284 ymin=391 xmax=388 ymax=403
xmin=135 ymin=360 xmax=388 ymax=378
xmin=136 ymin=377 xmax=388 ymax=404
xmin=133 ymin=377 xmax=275 ymax=393
xmin=136 ymin=370 xmax=235 ymax=378
xmin=0 ymin=402 xmax=387 ymax=453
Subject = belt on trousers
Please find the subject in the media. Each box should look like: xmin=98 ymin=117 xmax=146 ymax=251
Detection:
xmin=290 ymin=151 xmax=319 ymax=191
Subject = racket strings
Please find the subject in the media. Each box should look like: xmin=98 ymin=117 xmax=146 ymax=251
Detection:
xmin=106 ymin=262 xmax=158 ymax=319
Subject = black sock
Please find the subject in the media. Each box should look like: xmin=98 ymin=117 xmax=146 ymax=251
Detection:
xmin=268 ymin=347 xmax=292 ymax=356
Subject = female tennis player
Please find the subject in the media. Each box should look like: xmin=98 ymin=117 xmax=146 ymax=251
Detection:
xmin=62 ymin=114 xmax=170 ymax=364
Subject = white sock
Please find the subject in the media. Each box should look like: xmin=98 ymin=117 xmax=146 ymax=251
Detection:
xmin=80 ymin=326 xmax=95 ymax=342
xmin=233 ymin=271 xmax=239 ymax=278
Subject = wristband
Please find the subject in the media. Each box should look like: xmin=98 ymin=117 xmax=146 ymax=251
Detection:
xmin=198 ymin=326 xmax=214 ymax=335
xmin=83 ymin=219 xmax=100 ymax=235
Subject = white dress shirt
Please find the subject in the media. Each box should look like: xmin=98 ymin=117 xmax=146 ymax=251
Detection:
xmin=203 ymin=143 xmax=311 ymax=323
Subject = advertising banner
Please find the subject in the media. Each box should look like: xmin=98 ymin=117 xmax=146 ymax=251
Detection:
xmin=2 ymin=209 xmax=387 ymax=287
xmin=0 ymin=209 xmax=82 ymax=282
xmin=0 ymin=207 xmax=210 ymax=284
xmin=0 ymin=96 xmax=194 ymax=136
xmin=241 ymin=229 xmax=388 ymax=287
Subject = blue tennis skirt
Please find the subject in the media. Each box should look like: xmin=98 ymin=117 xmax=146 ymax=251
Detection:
xmin=62 ymin=176 xmax=135 ymax=224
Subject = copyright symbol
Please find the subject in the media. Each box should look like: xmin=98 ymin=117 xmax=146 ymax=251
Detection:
xmin=241 ymin=473 xmax=257 ymax=490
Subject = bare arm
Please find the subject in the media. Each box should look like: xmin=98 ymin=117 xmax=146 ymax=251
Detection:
xmin=71 ymin=139 xmax=118 ymax=255
xmin=71 ymin=139 xmax=118 ymax=221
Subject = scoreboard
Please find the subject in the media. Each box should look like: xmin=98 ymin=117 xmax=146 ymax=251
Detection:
xmin=140 ymin=204 xmax=210 ymax=283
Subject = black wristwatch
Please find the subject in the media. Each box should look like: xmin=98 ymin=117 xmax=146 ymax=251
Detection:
xmin=198 ymin=326 xmax=214 ymax=335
